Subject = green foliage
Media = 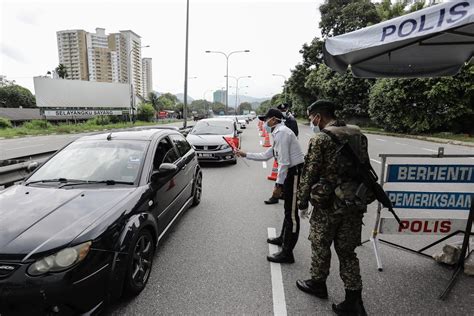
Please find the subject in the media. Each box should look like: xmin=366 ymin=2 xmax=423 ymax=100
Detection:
xmin=319 ymin=0 xmax=380 ymax=37
xmin=137 ymin=103 xmax=156 ymax=122
xmin=190 ymin=99 xmax=211 ymax=115
xmin=156 ymin=93 xmax=179 ymax=111
xmin=0 ymin=84 xmax=36 ymax=108
xmin=23 ymin=120 xmax=52 ymax=129
xmin=211 ymin=102 xmax=225 ymax=114
xmin=369 ymin=65 xmax=474 ymax=134
xmin=238 ymin=102 xmax=253 ymax=114
xmin=55 ymin=63 xmax=68 ymax=79
xmin=148 ymin=92 xmax=160 ymax=110
xmin=87 ymin=115 xmax=111 ymax=126
xmin=0 ymin=117 xmax=12 ymax=129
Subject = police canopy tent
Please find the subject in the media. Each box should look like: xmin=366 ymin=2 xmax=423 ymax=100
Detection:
xmin=323 ymin=0 xmax=474 ymax=78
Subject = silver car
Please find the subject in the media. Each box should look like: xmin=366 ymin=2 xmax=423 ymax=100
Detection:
xmin=186 ymin=118 xmax=241 ymax=164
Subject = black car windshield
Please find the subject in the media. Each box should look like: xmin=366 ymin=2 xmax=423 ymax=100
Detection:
xmin=190 ymin=120 xmax=234 ymax=135
xmin=27 ymin=140 xmax=148 ymax=185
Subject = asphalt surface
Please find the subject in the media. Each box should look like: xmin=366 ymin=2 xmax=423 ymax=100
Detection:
xmin=2 ymin=121 xmax=473 ymax=315
xmin=108 ymin=121 xmax=472 ymax=315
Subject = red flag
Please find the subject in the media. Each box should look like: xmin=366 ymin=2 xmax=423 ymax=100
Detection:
xmin=223 ymin=136 xmax=237 ymax=151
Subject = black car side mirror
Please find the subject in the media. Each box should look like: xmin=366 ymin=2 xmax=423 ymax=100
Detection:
xmin=151 ymin=163 xmax=178 ymax=182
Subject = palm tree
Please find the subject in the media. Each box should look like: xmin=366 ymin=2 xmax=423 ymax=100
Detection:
xmin=55 ymin=64 xmax=68 ymax=79
xmin=148 ymin=92 xmax=160 ymax=111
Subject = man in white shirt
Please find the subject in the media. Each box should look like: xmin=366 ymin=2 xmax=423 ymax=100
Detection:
xmin=236 ymin=108 xmax=305 ymax=263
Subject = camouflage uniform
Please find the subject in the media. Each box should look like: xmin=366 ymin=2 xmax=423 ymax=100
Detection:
xmin=298 ymin=120 xmax=369 ymax=291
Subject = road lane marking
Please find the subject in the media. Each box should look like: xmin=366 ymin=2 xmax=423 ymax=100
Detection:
xmin=421 ymin=147 xmax=437 ymax=152
xmin=263 ymin=161 xmax=267 ymax=169
xmin=267 ymin=227 xmax=287 ymax=316
xmin=260 ymin=140 xmax=263 ymax=145
xmin=5 ymin=144 xmax=44 ymax=151
xmin=370 ymin=158 xmax=381 ymax=164
xmin=395 ymin=142 xmax=407 ymax=146
xmin=376 ymin=138 xmax=387 ymax=142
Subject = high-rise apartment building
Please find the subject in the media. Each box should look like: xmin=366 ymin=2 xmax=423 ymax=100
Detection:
xmin=86 ymin=28 xmax=112 ymax=82
xmin=120 ymin=30 xmax=143 ymax=97
xmin=56 ymin=30 xmax=89 ymax=81
xmin=142 ymin=58 xmax=153 ymax=99
xmin=56 ymin=28 xmax=150 ymax=98
xmin=213 ymin=90 xmax=226 ymax=104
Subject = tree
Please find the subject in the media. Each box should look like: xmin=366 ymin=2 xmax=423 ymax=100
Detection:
xmin=238 ymin=102 xmax=252 ymax=114
xmin=137 ymin=103 xmax=156 ymax=122
xmin=156 ymin=93 xmax=179 ymax=111
xmin=148 ymin=92 xmax=160 ymax=110
xmin=369 ymin=64 xmax=474 ymax=134
xmin=0 ymin=84 xmax=36 ymax=108
xmin=55 ymin=64 xmax=68 ymax=79
xmin=211 ymin=102 xmax=225 ymax=114
xmin=190 ymin=99 xmax=211 ymax=115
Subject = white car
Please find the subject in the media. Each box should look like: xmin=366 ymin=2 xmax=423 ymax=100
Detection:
xmin=186 ymin=118 xmax=241 ymax=164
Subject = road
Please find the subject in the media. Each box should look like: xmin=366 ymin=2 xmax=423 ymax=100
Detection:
xmin=1 ymin=121 xmax=472 ymax=314
xmin=105 ymin=121 xmax=472 ymax=315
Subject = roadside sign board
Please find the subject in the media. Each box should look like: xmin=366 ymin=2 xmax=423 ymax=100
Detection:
xmin=380 ymin=217 xmax=470 ymax=235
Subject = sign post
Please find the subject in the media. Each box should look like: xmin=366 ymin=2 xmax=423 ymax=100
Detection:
xmin=369 ymin=147 xmax=473 ymax=299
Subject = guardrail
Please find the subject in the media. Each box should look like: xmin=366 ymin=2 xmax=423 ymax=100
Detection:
xmin=0 ymin=151 xmax=56 ymax=189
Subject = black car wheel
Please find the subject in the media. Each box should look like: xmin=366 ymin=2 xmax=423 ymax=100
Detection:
xmin=123 ymin=229 xmax=155 ymax=297
xmin=192 ymin=171 xmax=202 ymax=206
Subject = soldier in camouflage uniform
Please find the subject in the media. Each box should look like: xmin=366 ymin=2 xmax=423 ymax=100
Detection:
xmin=296 ymin=100 xmax=369 ymax=316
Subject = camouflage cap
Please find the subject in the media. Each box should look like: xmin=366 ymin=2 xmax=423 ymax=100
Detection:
xmin=307 ymin=100 xmax=336 ymax=117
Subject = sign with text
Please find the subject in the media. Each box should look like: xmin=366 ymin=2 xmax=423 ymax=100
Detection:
xmin=387 ymin=191 xmax=471 ymax=210
xmin=380 ymin=217 xmax=469 ymax=235
xmin=44 ymin=110 xmax=123 ymax=117
xmin=387 ymin=164 xmax=474 ymax=183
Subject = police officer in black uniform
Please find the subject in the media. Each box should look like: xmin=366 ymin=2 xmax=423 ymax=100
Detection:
xmin=277 ymin=103 xmax=299 ymax=137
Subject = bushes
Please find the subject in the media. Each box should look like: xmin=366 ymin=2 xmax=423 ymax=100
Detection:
xmin=137 ymin=103 xmax=155 ymax=122
xmin=87 ymin=115 xmax=111 ymax=126
xmin=22 ymin=120 xmax=52 ymax=129
xmin=0 ymin=117 xmax=12 ymax=129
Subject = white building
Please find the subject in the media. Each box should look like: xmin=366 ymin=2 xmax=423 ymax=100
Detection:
xmin=120 ymin=30 xmax=143 ymax=97
xmin=142 ymin=58 xmax=153 ymax=99
xmin=56 ymin=30 xmax=89 ymax=81
xmin=86 ymin=28 xmax=112 ymax=82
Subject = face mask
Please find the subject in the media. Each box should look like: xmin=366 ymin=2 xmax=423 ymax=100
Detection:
xmin=310 ymin=118 xmax=321 ymax=134
xmin=264 ymin=121 xmax=272 ymax=133
xmin=281 ymin=111 xmax=288 ymax=118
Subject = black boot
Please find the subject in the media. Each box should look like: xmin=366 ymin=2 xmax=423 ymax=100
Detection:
xmin=296 ymin=279 xmax=328 ymax=299
xmin=267 ymin=250 xmax=294 ymax=263
xmin=264 ymin=196 xmax=279 ymax=204
xmin=267 ymin=236 xmax=282 ymax=246
xmin=332 ymin=289 xmax=367 ymax=316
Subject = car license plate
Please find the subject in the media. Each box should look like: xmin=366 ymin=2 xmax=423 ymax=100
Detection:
xmin=199 ymin=153 xmax=213 ymax=157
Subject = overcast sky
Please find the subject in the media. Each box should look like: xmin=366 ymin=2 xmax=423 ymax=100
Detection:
xmin=0 ymin=0 xmax=323 ymax=100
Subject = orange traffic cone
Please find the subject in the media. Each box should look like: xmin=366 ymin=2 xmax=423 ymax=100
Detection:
xmin=262 ymin=131 xmax=271 ymax=147
xmin=260 ymin=128 xmax=267 ymax=137
xmin=267 ymin=160 xmax=278 ymax=181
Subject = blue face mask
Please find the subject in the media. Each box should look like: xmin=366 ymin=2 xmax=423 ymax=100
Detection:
xmin=264 ymin=122 xmax=272 ymax=133
xmin=310 ymin=117 xmax=321 ymax=134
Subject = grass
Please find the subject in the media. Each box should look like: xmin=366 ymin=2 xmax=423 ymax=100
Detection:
xmin=0 ymin=119 xmax=181 ymax=138
xmin=361 ymin=127 xmax=474 ymax=144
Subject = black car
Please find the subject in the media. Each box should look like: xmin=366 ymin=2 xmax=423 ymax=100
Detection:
xmin=0 ymin=128 xmax=202 ymax=315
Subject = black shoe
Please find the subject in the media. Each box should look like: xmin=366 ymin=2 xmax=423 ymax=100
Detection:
xmin=267 ymin=237 xmax=282 ymax=246
xmin=332 ymin=289 xmax=367 ymax=316
xmin=264 ymin=196 xmax=279 ymax=204
xmin=296 ymin=279 xmax=328 ymax=299
xmin=267 ymin=250 xmax=294 ymax=263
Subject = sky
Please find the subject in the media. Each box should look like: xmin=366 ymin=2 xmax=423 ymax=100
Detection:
xmin=0 ymin=0 xmax=323 ymax=100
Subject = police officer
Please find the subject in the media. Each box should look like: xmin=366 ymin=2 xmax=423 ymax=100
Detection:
xmin=236 ymin=108 xmax=304 ymax=263
xmin=296 ymin=100 xmax=369 ymax=316
xmin=277 ymin=103 xmax=299 ymax=137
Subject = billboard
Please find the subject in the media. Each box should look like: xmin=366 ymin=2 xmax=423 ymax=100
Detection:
xmin=34 ymin=77 xmax=130 ymax=109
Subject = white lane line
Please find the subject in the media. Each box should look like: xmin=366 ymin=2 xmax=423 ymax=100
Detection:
xmin=376 ymin=138 xmax=387 ymax=142
xmin=267 ymin=227 xmax=287 ymax=316
xmin=5 ymin=144 xmax=44 ymax=151
xmin=263 ymin=161 xmax=267 ymax=169
xmin=395 ymin=142 xmax=407 ymax=146
xmin=421 ymin=147 xmax=437 ymax=152
xmin=370 ymin=158 xmax=381 ymax=164
xmin=260 ymin=140 xmax=263 ymax=145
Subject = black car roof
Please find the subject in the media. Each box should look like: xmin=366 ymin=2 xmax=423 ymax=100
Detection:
xmin=78 ymin=127 xmax=181 ymax=141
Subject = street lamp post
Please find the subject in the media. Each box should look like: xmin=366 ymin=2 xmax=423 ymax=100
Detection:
xmin=205 ymin=50 xmax=250 ymax=114
xmin=225 ymin=75 xmax=251 ymax=111
xmin=183 ymin=0 xmax=190 ymax=128
xmin=128 ymin=44 xmax=150 ymax=123
xmin=272 ymin=73 xmax=287 ymax=102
